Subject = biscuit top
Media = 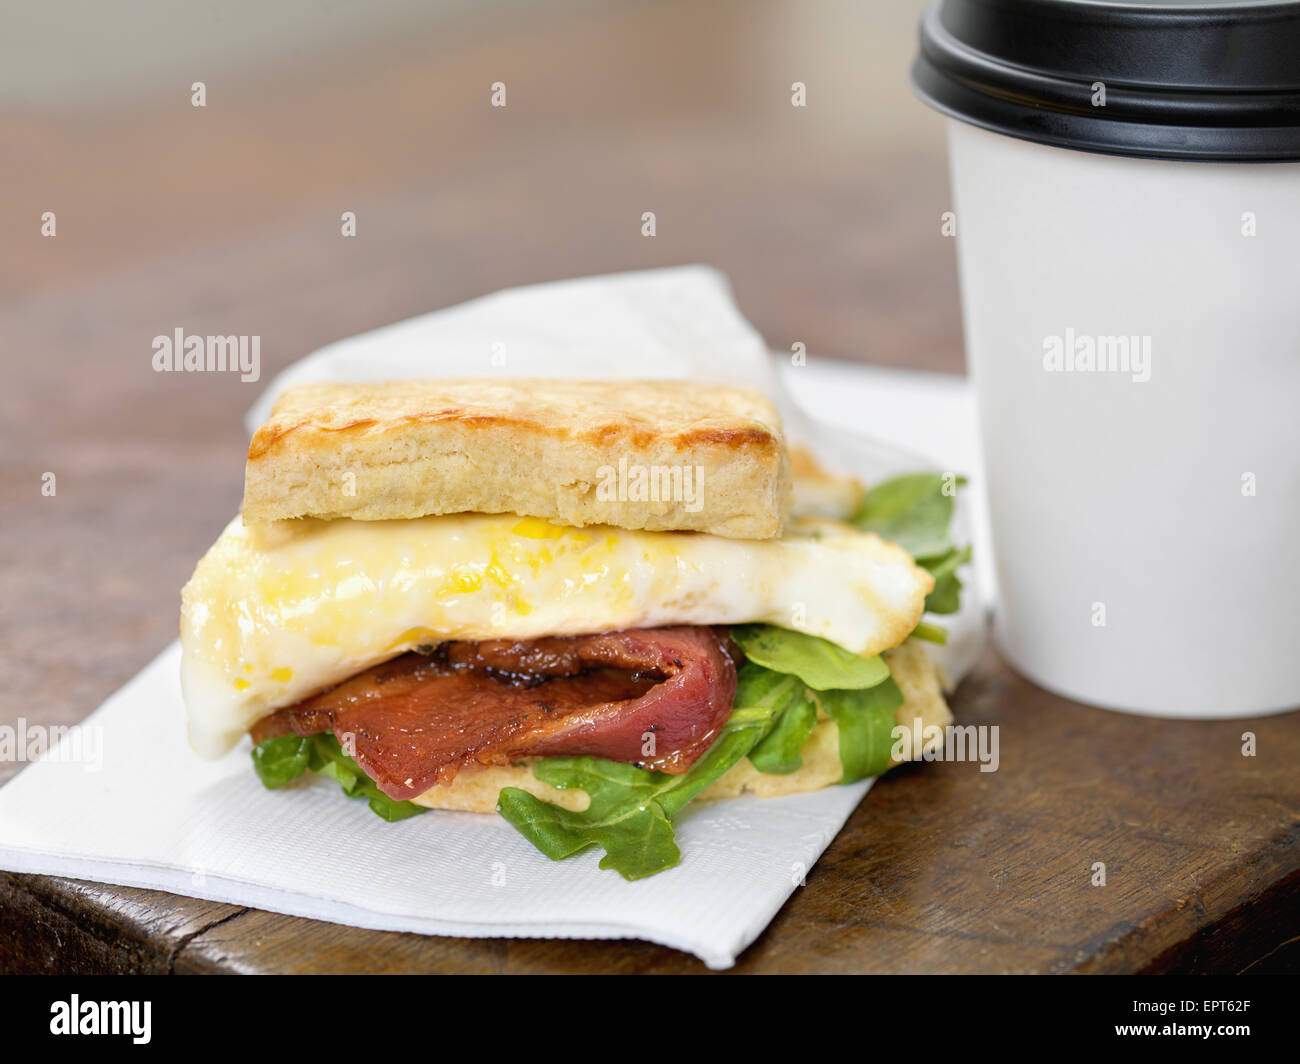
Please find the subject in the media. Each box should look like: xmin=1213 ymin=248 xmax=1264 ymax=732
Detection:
xmin=242 ymin=378 xmax=791 ymax=538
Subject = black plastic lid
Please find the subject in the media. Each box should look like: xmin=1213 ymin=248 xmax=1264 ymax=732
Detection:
xmin=911 ymin=0 xmax=1300 ymax=160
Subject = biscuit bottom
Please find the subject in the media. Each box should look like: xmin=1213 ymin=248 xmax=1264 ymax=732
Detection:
xmin=408 ymin=640 xmax=952 ymax=814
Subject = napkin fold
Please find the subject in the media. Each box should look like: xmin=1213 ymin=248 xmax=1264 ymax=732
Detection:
xmin=0 ymin=266 xmax=981 ymax=969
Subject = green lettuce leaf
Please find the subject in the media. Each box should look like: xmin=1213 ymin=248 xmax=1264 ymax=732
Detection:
xmin=251 ymin=732 xmax=428 ymax=823
xmin=730 ymin=624 xmax=890 ymax=691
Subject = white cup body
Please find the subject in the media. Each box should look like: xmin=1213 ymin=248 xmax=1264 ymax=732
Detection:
xmin=947 ymin=119 xmax=1300 ymax=718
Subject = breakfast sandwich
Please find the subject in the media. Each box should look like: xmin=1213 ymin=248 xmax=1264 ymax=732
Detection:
xmin=181 ymin=378 xmax=969 ymax=879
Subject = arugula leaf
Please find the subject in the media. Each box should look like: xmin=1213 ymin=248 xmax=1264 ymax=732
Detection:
xmin=498 ymin=656 xmax=907 ymax=878
xmin=250 ymin=733 xmax=428 ymax=823
xmin=497 ymin=760 xmax=679 ymax=879
xmin=657 ymin=665 xmax=800 ymax=818
xmin=497 ymin=662 xmax=801 ymax=879
xmin=854 ymin=471 xmax=972 ymax=622
xmin=853 ymin=472 xmax=965 ymax=562
xmin=909 ymin=620 xmax=949 ymax=645
xmin=922 ymin=545 xmax=972 ymax=615
xmin=309 ymin=735 xmax=429 ymax=822
xmin=730 ymin=624 xmax=890 ymax=691
xmin=748 ymin=686 xmax=817 ymax=774
xmin=818 ymin=679 xmax=904 ymax=784
xmin=251 ymin=733 xmax=313 ymax=789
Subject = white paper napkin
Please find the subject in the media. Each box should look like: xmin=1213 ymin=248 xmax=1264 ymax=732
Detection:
xmin=0 ymin=266 xmax=982 ymax=969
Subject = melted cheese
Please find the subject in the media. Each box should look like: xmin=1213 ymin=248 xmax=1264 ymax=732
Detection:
xmin=180 ymin=513 xmax=931 ymax=757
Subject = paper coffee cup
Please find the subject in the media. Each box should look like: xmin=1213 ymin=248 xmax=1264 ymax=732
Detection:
xmin=912 ymin=0 xmax=1300 ymax=717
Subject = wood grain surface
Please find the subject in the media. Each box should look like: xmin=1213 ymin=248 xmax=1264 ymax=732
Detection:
xmin=2 ymin=0 xmax=1297 ymax=974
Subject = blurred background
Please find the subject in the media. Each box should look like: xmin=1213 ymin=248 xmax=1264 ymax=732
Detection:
xmin=3 ymin=0 xmax=959 ymax=367
xmin=1 ymin=0 xmax=966 ymax=737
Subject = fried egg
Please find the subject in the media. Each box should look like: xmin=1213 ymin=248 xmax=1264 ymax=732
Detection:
xmin=180 ymin=513 xmax=932 ymax=757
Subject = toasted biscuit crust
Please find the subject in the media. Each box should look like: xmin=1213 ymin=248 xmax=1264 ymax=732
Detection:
xmin=242 ymin=379 xmax=790 ymax=538
xmin=408 ymin=641 xmax=952 ymax=813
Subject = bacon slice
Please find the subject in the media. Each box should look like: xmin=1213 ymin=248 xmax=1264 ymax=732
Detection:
xmin=249 ymin=627 xmax=738 ymax=800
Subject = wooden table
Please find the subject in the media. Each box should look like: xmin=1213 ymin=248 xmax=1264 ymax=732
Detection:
xmin=2 ymin=0 xmax=1297 ymax=974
